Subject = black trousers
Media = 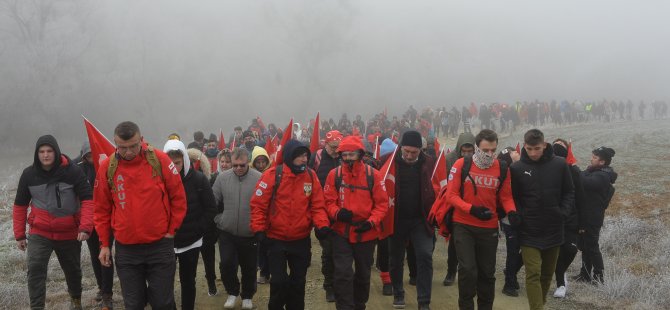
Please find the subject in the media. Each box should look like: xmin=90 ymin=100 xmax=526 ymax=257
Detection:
xmin=375 ymin=238 xmax=389 ymax=272
xmin=267 ymin=237 xmax=311 ymax=310
xmin=85 ymin=229 xmax=115 ymax=294
xmin=447 ymin=237 xmax=458 ymax=275
xmin=257 ymin=239 xmax=271 ymax=278
xmin=453 ymin=223 xmax=498 ymax=310
xmin=555 ymin=230 xmax=578 ymax=286
xmin=501 ymin=223 xmax=523 ymax=286
xmin=115 ymin=238 xmax=176 ymax=310
xmin=331 ymin=234 xmax=376 ymax=310
xmin=219 ymin=231 xmax=258 ymax=299
xmin=578 ymin=225 xmax=604 ymax=278
xmin=27 ymin=234 xmax=82 ymax=310
xmin=176 ymin=247 xmax=200 ymax=310
xmin=201 ymin=228 xmax=218 ymax=286
xmin=319 ymin=237 xmax=335 ymax=289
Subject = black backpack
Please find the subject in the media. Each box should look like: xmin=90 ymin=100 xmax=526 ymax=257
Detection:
xmin=334 ymin=164 xmax=375 ymax=198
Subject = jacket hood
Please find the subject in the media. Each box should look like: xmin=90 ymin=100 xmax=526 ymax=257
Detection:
xmin=520 ymin=142 xmax=554 ymax=164
xmin=283 ymin=139 xmax=310 ymax=173
xmin=34 ymin=134 xmax=62 ymax=170
xmin=380 ymin=138 xmax=397 ymax=157
xmin=598 ymin=166 xmax=618 ymax=184
xmin=80 ymin=141 xmax=91 ymax=157
xmin=163 ymin=139 xmax=190 ymax=175
xmin=251 ymin=146 xmax=271 ymax=167
xmin=454 ymin=132 xmax=475 ymax=157
xmin=187 ymin=148 xmax=211 ymax=179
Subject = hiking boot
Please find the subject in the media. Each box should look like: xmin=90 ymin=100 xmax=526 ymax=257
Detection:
xmin=101 ymin=294 xmax=114 ymax=310
xmin=224 ymin=295 xmax=238 ymax=309
xmin=409 ymin=277 xmax=417 ymax=286
xmin=443 ymin=272 xmax=456 ymax=286
xmin=382 ymin=284 xmax=393 ymax=296
xmin=502 ymin=284 xmax=519 ymax=297
xmin=241 ymin=299 xmax=253 ymax=310
xmin=553 ymin=285 xmax=566 ymax=298
xmin=325 ymin=287 xmax=336 ymax=302
xmin=418 ymin=303 xmax=431 ymax=310
xmin=69 ymin=297 xmax=83 ymax=310
xmin=393 ymin=295 xmax=405 ymax=309
xmin=95 ymin=290 xmax=103 ymax=302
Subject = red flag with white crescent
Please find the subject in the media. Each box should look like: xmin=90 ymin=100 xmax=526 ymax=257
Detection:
xmin=379 ymin=145 xmax=398 ymax=239
xmin=82 ymin=116 xmax=115 ymax=173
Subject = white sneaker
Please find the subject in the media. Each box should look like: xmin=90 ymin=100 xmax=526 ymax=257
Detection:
xmin=553 ymin=286 xmax=566 ymax=298
xmin=224 ymin=295 xmax=239 ymax=309
xmin=242 ymin=299 xmax=253 ymax=309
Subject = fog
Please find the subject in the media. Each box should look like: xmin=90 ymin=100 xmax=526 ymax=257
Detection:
xmin=1 ymin=0 xmax=668 ymax=154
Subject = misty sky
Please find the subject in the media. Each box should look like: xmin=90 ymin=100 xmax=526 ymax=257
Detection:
xmin=1 ymin=0 xmax=668 ymax=150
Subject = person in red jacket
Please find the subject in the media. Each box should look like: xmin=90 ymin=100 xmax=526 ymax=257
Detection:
xmin=250 ymin=139 xmax=330 ymax=310
xmin=13 ymin=135 xmax=94 ymax=310
xmin=94 ymin=121 xmax=187 ymax=310
xmin=319 ymin=135 xmax=389 ymax=310
xmin=446 ymin=129 xmax=518 ymax=310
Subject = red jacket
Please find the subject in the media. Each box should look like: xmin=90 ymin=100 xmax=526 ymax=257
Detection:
xmin=13 ymin=155 xmax=94 ymax=241
xmin=94 ymin=145 xmax=187 ymax=247
xmin=322 ymin=162 xmax=389 ymax=243
xmin=446 ymin=158 xmax=515 ymax=229
xmin=250 ymin=164 xmax=329 ymax=241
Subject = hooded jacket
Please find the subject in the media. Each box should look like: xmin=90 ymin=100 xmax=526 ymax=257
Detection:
xmin=251 ymin=146 xmax=272 ymax=173
xmin=580 ymin=166 xmax=617 ymax=228
xmin=94 ymin=142 xmax=187 ymax=247
xmin=13 ymin=135 xmax=94 ymax=241
xmin=212 ymin=167 xmax=261 ymax=237
xmin=510 ymin=144 xmax=575 ymax=249
xmin=249 ymin=140 xmax=329 ymax=241
xmin=445 ymin=132 xmax=475 ymax=172
xmin=164 ymin=140 xmax=217 ymax=248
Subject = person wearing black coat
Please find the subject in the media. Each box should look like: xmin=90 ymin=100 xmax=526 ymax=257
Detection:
xmin=575 ymin=146 xmax=617 ymax=284
xmin=550 ymin=140 xmax=586 ymax=298
xmin=164 ymin=140 xmax=217 ymax=310
xmin=510 ymin=129 xmax=574 ymax=310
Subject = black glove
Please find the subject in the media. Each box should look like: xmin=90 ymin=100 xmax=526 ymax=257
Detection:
xmin=315 ymin=226 xmax=333 ymax=240
xmin=470 ymin=206 xmax=493 ymax=221
xmin=337 ymin=208 xmax=353 ymax=223
xmin=354 ymin=221 xmax=373 ymax=233
xmin=254 ymin=232 xmax=266 ymax=243
xmin=507 ymin=211 xmax=522 ymax=228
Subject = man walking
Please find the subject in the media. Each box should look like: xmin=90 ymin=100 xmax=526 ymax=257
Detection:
xmin=94 ymin=121 xmax=187 ymax=310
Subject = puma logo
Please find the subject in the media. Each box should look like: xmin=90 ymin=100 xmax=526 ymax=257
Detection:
xmin=524 ymin=170 xmax=532 ymax=177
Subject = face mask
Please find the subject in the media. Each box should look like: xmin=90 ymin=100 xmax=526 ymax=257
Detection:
xmin=473 ymin=144 xmax=495 ymax=169
xmin=205 ymin=148 xmax=218 ymax=158
xmin=343 ymin=159 xmax=356 ymax=168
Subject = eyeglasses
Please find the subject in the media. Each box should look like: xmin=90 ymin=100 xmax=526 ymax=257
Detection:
xmin=232 ymin=164 xmax=247 ymax=168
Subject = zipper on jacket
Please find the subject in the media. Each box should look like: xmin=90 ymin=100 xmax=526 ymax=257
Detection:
xmin=55 ymin=183 xmax=62 ymax=209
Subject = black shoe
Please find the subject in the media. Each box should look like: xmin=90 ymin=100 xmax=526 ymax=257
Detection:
xmin=409 ymin=277 xmax=417 ymax=286
xmin=95 ymin=290 xmax=103 ymax=302
xmin=393 ymin=295 xmax=405 ymax=309
xmin=502 ymin=284 xmax=519 ymax=297
xmin=325 ymin=287 xmax=336 ymax=302
xmin=382 ymin=284 xmax=393 ymax=296
xmin=418 ymin=303 xmax=431 ymax=310
xmin=443 ymin=273 xmax=455 ymax=286
xmin=511 ymin=278 xmax=520 ymax=290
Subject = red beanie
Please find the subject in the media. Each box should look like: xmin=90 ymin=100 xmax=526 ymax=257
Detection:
xmin=337 ymin=135 xmax=364 ymax=153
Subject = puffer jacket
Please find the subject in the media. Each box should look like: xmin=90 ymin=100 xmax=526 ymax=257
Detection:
xmin=13 ymin=135 xmax=94 ymax=241
xmin=213 ymin=168 xmax=262 ymax=237
xmin=580 ymin=166 xmax=617 ymax=228
xmin=323 ymin=161 xmax=388 ymax=243
xmin=510 ymin=144 xmax=575 ymax=249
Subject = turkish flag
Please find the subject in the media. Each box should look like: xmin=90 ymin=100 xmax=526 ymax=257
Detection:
xmin=379 ymin=145 xmax=398 ymax=239
xmin=218 ymin=129 xmax=226 ymax=151
xmin=265 ymin=135 xmax=277 ymax=162
xmin=566 ymin=142 xmax=578 ymax=165
xmin=373 ymin=136 xmax=381 ymax=159
xmin=274 ymin=118 xmax=293 ymax=166
xmin=82 ymin=116 xmax=115 ymax=172
xmin=431 ymin=147 xmax=447 ymax=195
xmin=310 ymin=112 xmax=320 ymax=153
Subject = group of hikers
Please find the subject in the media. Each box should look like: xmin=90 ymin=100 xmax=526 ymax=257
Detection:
xmin=12 ymin=104 xmax=622 ymax=310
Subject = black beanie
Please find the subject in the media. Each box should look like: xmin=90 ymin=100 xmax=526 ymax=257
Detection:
xmin=553 ymin=143 xmax=568 ymax=158
xmin=497 ymin=147 xmax=515 ymax=166
xmin=593 ymin=146 xmax=615 ymax=162
xmin=401 ymin=130 xmax=422 ymax=148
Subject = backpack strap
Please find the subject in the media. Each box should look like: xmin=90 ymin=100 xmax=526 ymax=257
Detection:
xmin=365 ymin=164 xmax=374 ymax=199
xmin=107 ymin=154 xmax=118 ymax=193
xmin=269 ymin=164 xmax=283 ymax=215
xmin=497 ymin=159 xmax=508 ymax=194
xmin=335 ymin=164 xmax=375 ymax=199
xmin=460 ymin=157 xmax=476 ymax=198
xmin=145 ymin=144 xmax=163 ymax=180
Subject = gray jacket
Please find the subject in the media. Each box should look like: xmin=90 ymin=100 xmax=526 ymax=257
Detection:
xmin=212 ymin=168 xmax=261 ymax=237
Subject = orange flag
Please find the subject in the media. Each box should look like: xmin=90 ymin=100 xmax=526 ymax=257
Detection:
xmin=82 ymin=116 xmax=116 ymax=172
xmin=566 ymin=141 xmax=578 ymax=165
xmin=310 ymin=112 xmax=320 ymax=153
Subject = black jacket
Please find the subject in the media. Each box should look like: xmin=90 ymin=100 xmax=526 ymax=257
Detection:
xmin=510 ymin=144 xmax=575 ymax=249
xmin=309 ymin=148 xmax=341 ymax=188
xmin=580 ymin=166 xmax=617 ymax=228
xmin=174 ymin=168 xmax=217 ymax=248
xmin=564 ymin=165 xmax=585 ymax=231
